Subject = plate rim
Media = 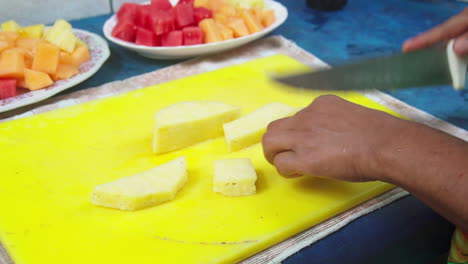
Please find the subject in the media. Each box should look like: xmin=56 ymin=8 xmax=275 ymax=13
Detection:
xmin=0 ymin=29 xmax=111 ymax=113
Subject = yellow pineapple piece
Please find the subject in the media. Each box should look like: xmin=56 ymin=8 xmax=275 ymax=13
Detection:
xmin=213 ymin=158 xmax=257 ymax=196
xmin=91 ymin=156 xmax=188 ymax=211
xmin=19 ymin=24 xmax=45 ymax=38
xmin=223 ymin=102 xmax=296 ymax=152
xmin=44 ymin=19 xmax=77 ymax=52
xmin=152 ymin=101 xmax=242 ymax=154
xmin=1 ymin=20 xmax=21 ymax=32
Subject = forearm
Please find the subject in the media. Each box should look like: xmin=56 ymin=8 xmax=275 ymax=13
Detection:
xmin=374 ymin=120 xmax=468 ymax=231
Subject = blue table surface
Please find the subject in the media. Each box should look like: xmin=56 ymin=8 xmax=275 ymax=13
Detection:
xmin=62 ymin=0 xmax=467 ymax=263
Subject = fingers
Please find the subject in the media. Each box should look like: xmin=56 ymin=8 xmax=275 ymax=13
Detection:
xmin=273 ymin=151 xmax=303 ymax=177
xmin=262 ymin=128 xmax=296 ymax=164
xmin=403 ymin=8 xmax=468 ymax=53
xmin=453 ymin=31 xmax=468 ymax=55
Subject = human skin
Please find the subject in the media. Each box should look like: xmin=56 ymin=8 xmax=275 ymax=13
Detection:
xmin=262 ymin=95 xmax=468 ymax=231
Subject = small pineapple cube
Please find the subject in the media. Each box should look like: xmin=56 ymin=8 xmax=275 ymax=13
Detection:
xmin=223 ymin=102 xmax=296 ymax=152
xmin=91 ymin=156 xmax=188 ymax=211
xmin=213 ymin=158 xmax=257 ymax=197
xmin=1 ymin=20 xmax=21 ymax=32
xmin=19 ymin=24 xmax=45 ymax=38
xmin=44 ymin=19 xmax=77 ymax=52
xmin=152 ymin=101 xmax=242 ymax=154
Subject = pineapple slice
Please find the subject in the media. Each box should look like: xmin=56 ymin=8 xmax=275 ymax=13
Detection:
xmin=44 ymin=19 xmax=77 ymax=52
xmin=213 ymin=158 xmax=257 ymax=196
xmin=1 ymin=20 xmax=21 ymax=32
xmin=19 ymin=24 xmax=45 ymax=38
xmin=91 ymin=156 xmax=188 ymax=211
xmin=152 ymin=101 xmax=242 ymax=154
xmin=223 ymin=102 xmax=296 ymax=152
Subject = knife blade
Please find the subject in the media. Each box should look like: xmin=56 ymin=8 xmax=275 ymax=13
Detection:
xmin=273 ymin=40 xmax=466 ymax=91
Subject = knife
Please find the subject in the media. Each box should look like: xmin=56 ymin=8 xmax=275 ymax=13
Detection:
xmin=274 ymin=40 xmax=467 ymax=91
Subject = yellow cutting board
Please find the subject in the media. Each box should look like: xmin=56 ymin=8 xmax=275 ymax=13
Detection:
xmin=0 ymin=55 xmax=397 ymax=264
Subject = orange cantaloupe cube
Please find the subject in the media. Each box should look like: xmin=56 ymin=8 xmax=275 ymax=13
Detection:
xmin=70 ymin=45 xmax=91 ymax=67
xmin=0 ymin=48 xmax=26 ymax=78
xmin=24 ymin=69 xmax=53 ymax=90
xmin=0 ymin=32 xmax=20 ymax=46
xmin=16 ymin=77 xmax=27 ymax=89
xmin=32 ymin=42 xmax=60 ymax=74
xmin=240 ymin=10 xmax=264 ymax=34
xmin=15 ymin=37 xmax=41 ymax=53
xmin=59 ymin=51 xmax=74 ymax=65
xmin=216 ymin=22 xmax=234 ymax=40
xmin=218 ymin=5 xmax=237 ymax=16
xmin=250 ymin=7 xmax=263 ymax=18
xmin=214 ymin=14 xmax=228 ymax=24
xmin=261 ymin=9 xmax=276 ymax=27
xmin=208 ymin=0 xmax=225 ymax=12
xmin=51 ymin=64 xmax=79 ymax=81
xmin=199 ymin=19 xmax=223 ymax=43
xmin=194 ymin=0 xmax=209 ymax=8
xmin=226 ymin=17 xmax=249 ymax=38
xmin=0 ymin=40 xmax=11 ymax=53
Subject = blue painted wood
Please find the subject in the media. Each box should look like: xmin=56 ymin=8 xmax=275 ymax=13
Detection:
xmin=66 ymin=1 xmax=467 ymax=262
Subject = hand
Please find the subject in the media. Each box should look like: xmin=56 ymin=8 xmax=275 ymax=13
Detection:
xmin=403 ymin=7 xmax=468 ymax=55
xmin=262 ymin=95 xmax=404 ymax=182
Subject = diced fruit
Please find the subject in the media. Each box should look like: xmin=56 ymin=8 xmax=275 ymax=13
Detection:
xmin=160 ymin=30 xmax=183 ymax=46
xmin=214 ymin=14 xmax=227 ymax=24
xmin=218 ymin=5 xmax=237 ymax=16
xmin=0 ymin=49 xmax=26 ymax=78
xmin=240 ymin=9 xmax=263 ymax=34
xmin=152 ymin=11 xmax=176 ymax=35
xmin=151 ymin=0 xmax=172 ymax=12
xmin=70 ymin=45 xmax=91 ymax=67
xmin=51 ymin=64 xmax=79 ymax=81
xmin=32 ymin=42 xmax=60 ymax=75
xmin=213 ymin=158 xmax=257 ymax=196
xmin=117 ymin=3 xmax=140 ymax=23
xmin=0 ymin=79 xmax=17 ymax=100
xmin=199 ymin=18 xmax=223 ymax=43
xmin=194 ymin=0 xmax=209 ymax=8
xmin=19 ymin=24 xmax=44 ymax=38
xmin=44 ymin=19 xmax=77 ymax=52
xmin=136 ymin=27 xmax=158 ymax=46
xmin=0 ymin=32 xmax=20 ymax=46
xmin=1 ymin=20 xmax=21 ymax=32
xmin=194 ymin=7 xmax=213 ymax=24
xmin=23 ymin=69 xmax=54 ymax=90
xmin=216 ymin=22 xmax=234 ymax=40
xmin=91 ymin=156 xmax=188 ymax=211
xmin=226 ymin=17 xmax=249 ymax=37
xmin=223 ymin=103 xmax=296 ymax=152
xmin=182 ymin=26 xmax=203 ymax=45
xmin=0 ymin=40 xmax=10 ymax=53
xmin=136 ymin=4 xmax=152 ymax=29
xmin=178 ymin=0 xmax=195 ymax=4
xmin=112 ymin=19 xmax=137 ymax=42
xmin=207 ymin=0 xmax=225 ymax=12
xmin=261 ymin=9 xmax=276 ymax=27
xmin=59 ymin=51 xmax=73 ymax=65
xmin=15 ymin=37 xmax=41 ymax=52
xmin=152 ymin=101 xmax=241 ymax=154
xmin=174 ymin=3 xmax=195 ymax=28
xmin=228 ymin=0 xmax=265 ymax=9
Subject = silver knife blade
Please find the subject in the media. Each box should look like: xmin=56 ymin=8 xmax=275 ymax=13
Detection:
xmin=273 ymin=45 xmax=452 ymax=91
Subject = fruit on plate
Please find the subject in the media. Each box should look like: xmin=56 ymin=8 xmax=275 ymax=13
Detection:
xmin=0 ymin=79 xmax=17 ymax=99
xmin=112 ymin=0 xmax=276 ymax=46
xmin=91 ymin=156 xmax=188 ymax=211
xmin=223 ymin=102 xmax=296 ymax=152
xmin=152 ymin=101 xmax=242 ymax=154
xmin=213 ymin=158 xmax=257 ymax=196
xmin=0 ymin=19 xmax=91 ymax=100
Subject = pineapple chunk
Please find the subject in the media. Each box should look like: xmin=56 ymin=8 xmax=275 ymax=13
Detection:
xmin=19 ymin=24 xmax=45 ymax=38
xmin=213 ymin=158 xmax=257 ymax=196
xmin=44 ymin=19 xmax=77 ymax=52
xmin=91 ymin=156 xmax=188 ymax=211
xmin=152 ymin=101 xmax=242 ymax=154
xmin=223 ymin=103 xmax=296 ymax=152
xmin=1 ymin=20 xmax=21 ymax=32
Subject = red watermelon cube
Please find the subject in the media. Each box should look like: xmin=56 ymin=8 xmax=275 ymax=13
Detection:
xmin=161 ymin=30 xmax=183 ymax=46
xmin=178 ymin=0 xmax=194 ymax=5
xmin=136 ymin=4 xmax=152 ymax=29
xmin=174 ymin=3 xmax=194 ymax=28
xmin=0 ymin=79 xmax=17 ymax=100
xmin=136 ymin=27 xmax=159 ymax=46
xmin=183 ymin=26 xmax=203 ymax=45
xmin=112 ymin=19 xmax=137 ymax=42
xmin=151 ymin=11 xmax=176 ymax=35
xmin=193 ymin=7 xmax=213 ymax=24
xmin=151 ymin=0 xmax=172 ymax=12
xmin=117 ymin=3 xmax=140 ymax=23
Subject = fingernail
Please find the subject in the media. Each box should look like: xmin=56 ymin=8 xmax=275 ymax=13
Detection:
xmin=454 ymin=38 xmax=468 ymax=56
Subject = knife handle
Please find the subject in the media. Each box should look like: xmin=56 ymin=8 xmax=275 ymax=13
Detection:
xmin=447 ymin=39 xmax=467 ymax=90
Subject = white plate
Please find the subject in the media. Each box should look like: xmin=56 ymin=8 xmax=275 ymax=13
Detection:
xmin=0 ymin=29 xmax=110 ymax=113
xmin=103 ymin=0 xmax=288 ymax=59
